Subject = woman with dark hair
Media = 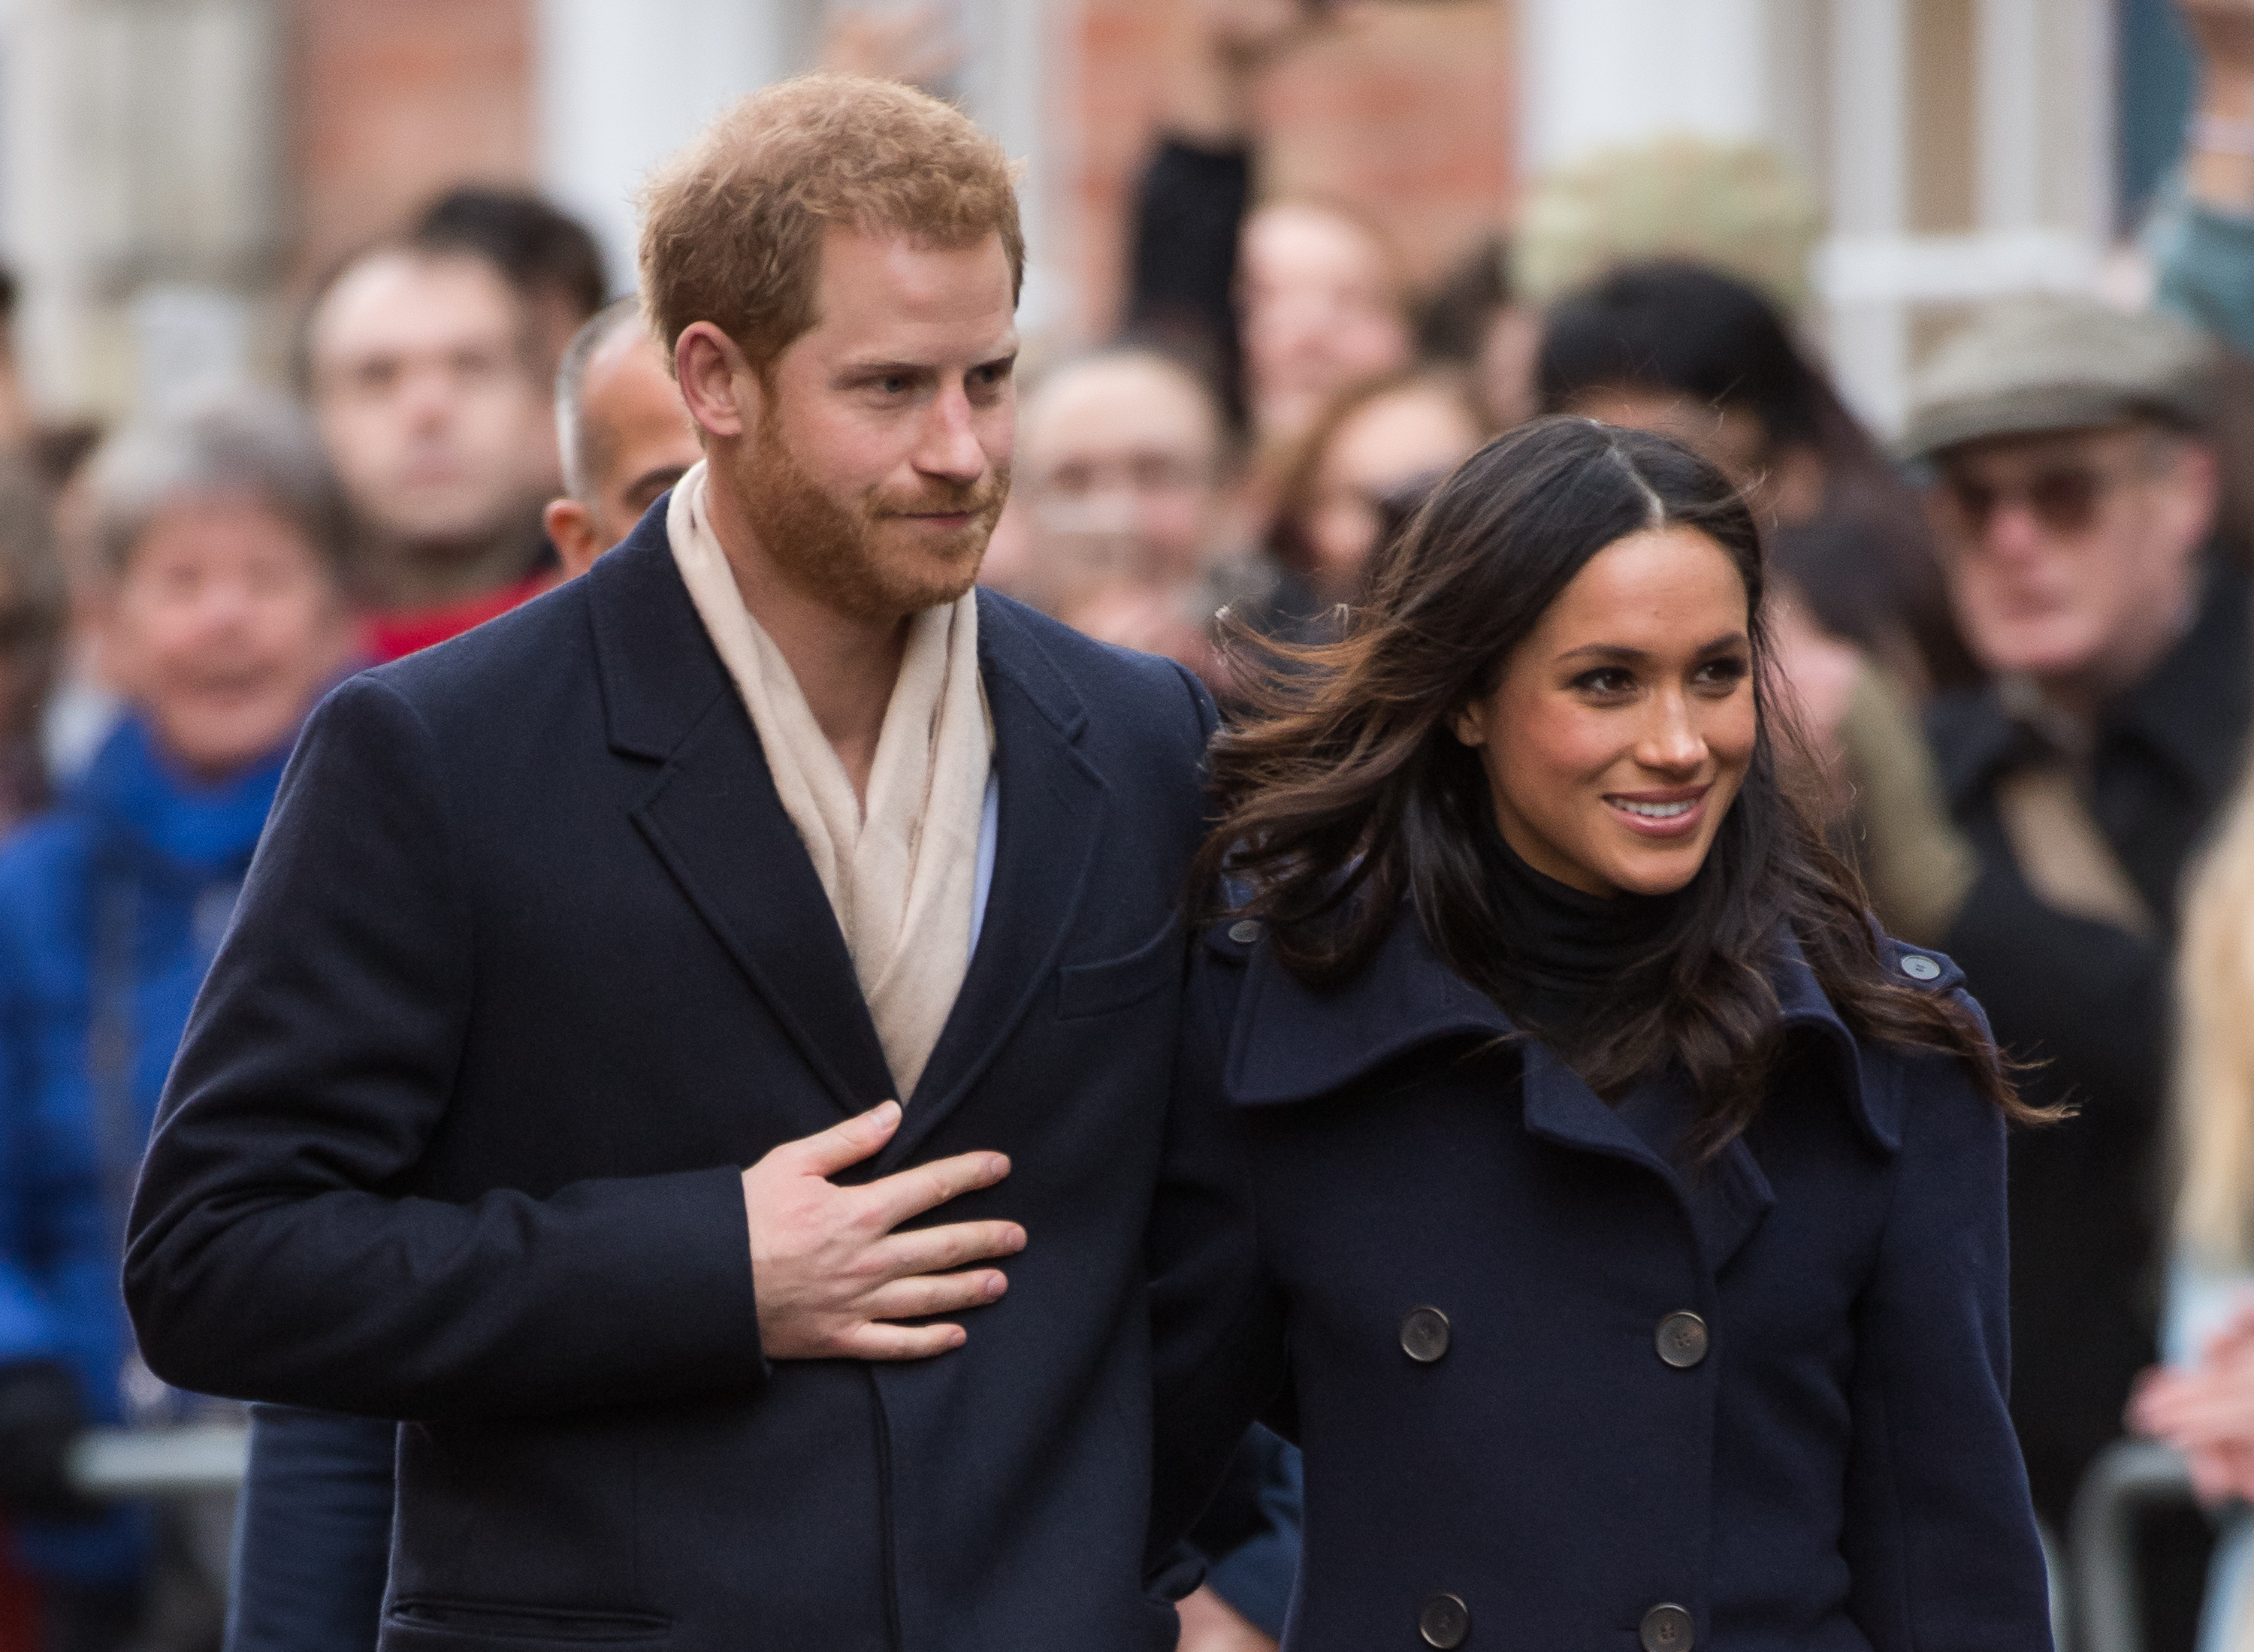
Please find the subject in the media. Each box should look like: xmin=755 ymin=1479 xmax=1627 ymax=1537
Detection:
xmin=1173 ymin=417 xmax=2051 ymax=1650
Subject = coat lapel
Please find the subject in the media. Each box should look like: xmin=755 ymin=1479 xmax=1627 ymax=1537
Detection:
xmin=1521 ymin=1046 xmax=1776 ymax=1273
xmin=876 ymin=593 xmax=1106 ymax=1168
xmin=591 ymin=509 xmax=896 ymax=1116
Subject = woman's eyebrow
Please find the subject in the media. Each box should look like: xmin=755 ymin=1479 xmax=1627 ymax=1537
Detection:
xmin=1555 ymin=631 xmax=1748 ymax=666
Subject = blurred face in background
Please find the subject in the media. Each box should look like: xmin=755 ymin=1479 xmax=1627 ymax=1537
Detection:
xmin=1930 ymin=422 xmax=2217 ymax=708
xmin=98 ymin=494 xmax=354 ymax=779
xmin=1301 ymin=379 xmax=1485 ymax=603
xmin=1019 ymin=353 xmax=1230 ymax=595
xmin=310 ymin=251 xmax=557 ymax=549
xmin=1475 ymin=301 xmax=1545 ymax=433
xmin=1240 ymin=202 xmax=1413 ymax=445
xmin=545 ymin=325 xmax=703 ymax=578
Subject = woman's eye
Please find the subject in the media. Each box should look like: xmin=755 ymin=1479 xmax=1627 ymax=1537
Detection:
xmin=1573 ymin=667 xmax=1635 ymax=695
xmin=1694 ymin=657 xmax=1750 ymax=688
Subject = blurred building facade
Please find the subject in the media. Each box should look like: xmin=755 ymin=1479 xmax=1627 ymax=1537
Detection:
xmin=0 ymin=0 xmax=2165 ymax=438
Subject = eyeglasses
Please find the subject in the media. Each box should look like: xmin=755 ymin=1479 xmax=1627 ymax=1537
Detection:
xmin=1939 ymin=455 xmax=2150 ymax=539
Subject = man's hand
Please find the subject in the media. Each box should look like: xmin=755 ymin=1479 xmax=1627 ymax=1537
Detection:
xmin=743 ymin=1101 xmax=1023 ymax=1361
xmin=1165 ymin=0 xmax=1373 ymax=149
xmin=817 ymin=2 xmax=962 ymax=89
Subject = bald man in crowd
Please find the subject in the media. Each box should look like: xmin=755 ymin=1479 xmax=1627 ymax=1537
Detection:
xmin=545 ymin=297 xmax=705 ymax=578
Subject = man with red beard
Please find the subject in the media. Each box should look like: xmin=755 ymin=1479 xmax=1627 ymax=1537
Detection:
xmin=122 ymin=74 xmax=1252 ymax=1651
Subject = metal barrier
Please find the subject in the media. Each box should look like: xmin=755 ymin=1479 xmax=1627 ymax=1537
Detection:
xmin=65 ymin=1422 xmax=249 ymax=1499
xmin=2069 ymin=1439 xmax=2198 ymax=1652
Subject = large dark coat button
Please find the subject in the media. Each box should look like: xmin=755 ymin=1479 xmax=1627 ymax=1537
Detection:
xmin=1640 ymin=1603 xmax=1694 ymax=1651
xmin=1418 ymin=1592 xmax=1470 ymax=1648
xmin=1400 ymin=1306 xmax=1451 ymax=1364
xmin=1655 ymin=1311 xmax=1709 ymax=1369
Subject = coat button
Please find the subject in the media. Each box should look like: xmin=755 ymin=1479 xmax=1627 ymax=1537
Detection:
xmin=1654 ymin=1311 xmax=1708 ymax=1369
xmin=1418 ymin=1593 xmax=1470 ymax=1648
xmin=1899 ymin=953 xmax=1940 ymax=980
xmin=1228 ymin=919 xmax=1261 ymax=944
xmin=1400 ymin=1306 xmax=1451 ymax=1364
xmin=1640 ymin=1603 xmax=1694 ymax=1652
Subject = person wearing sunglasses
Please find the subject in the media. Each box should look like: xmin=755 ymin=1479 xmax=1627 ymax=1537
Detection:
xmin=1906 ymin=294 xmax=2233 ymax=1628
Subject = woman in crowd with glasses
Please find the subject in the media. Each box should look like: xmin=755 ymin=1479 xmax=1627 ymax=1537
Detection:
xmin=1166 ymin=415 xmax=2053 ymax=1650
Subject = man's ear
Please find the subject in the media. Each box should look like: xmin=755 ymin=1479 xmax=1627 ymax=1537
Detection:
xmin=544 ymin=498 xmax=603 ymax=581
xmin=2169 ymin=437 xmax=2224 ymax=548
xmin=675 ymin=322 xmax=759 ymax=441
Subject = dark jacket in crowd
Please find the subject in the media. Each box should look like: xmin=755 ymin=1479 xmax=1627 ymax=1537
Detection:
xmin=1174 ymin=907 xmax=2051 ymax=1652
xmin=1927 ymin=560 xmax=2252 ymax=1527
xmin=0 ymin=717 xmax=280 ymax=1590
xmin=120 ymin=509 xmax=1244 ymax=1652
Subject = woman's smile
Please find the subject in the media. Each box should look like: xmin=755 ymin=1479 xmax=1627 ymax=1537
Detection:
xmin=1604 ymin=784 xmax=1709 ymax=835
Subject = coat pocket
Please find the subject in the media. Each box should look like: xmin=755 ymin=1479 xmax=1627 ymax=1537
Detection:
xmin=382 ymin=1599 xmax=671 ymax=1650
xmin=1056 ymin=921 xmax=1183 ymax=1019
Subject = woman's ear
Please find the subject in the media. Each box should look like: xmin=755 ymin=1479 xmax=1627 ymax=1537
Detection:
xmin=1450 ymin=699 xmax=1488 ymax=747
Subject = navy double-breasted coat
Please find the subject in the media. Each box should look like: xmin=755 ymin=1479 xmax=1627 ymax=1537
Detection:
xmin=120 ymin=508 xmax=1240 ymax=1652
xmin=1176 ymin=905 xmax=2053 ymax=1652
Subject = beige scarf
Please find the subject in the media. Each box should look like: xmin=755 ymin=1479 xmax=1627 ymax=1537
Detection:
xmin=667 ymin=461 xmax=992 ymax=1103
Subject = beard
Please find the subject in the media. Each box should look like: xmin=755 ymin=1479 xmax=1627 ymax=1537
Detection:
xmin=728 ymin=408 xmax=1010 ymax=622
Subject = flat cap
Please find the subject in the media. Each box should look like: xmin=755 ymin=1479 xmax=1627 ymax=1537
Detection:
xmin=1899 ymin=295 xmax=2216 ymax=461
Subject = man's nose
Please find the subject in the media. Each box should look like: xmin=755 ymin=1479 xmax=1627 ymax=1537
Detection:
xmin=397 ymin=361 xmax=458 ymax=428
xmin=1979 ymin=497 xmax=2052 ymax=564
xmin=913 ymin=383 xmax=987 ymax=485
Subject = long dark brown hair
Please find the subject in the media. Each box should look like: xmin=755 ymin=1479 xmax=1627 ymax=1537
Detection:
xmin=1195 ymin=415 xmax=2035 ymax=1154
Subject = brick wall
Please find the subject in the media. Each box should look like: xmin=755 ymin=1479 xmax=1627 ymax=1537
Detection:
xmin=1059 ymin=0 xmax=1516 ymax=340
xmin=285 ymin=0 xmax=536 ymax=290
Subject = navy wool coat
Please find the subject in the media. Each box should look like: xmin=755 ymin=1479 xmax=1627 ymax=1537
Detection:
xmin=1176 ymin=906 xmax=2053 ymax=1652
xmin=120 ymin=508 xmax=1239 ymax=1652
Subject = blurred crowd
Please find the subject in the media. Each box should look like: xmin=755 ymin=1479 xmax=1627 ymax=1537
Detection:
xmin=0 ymin=0 xmax=2241 ymax=1649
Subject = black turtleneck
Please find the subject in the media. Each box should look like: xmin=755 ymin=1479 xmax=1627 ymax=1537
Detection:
xmin=1471 ymin=807 xmax=1684 ymax=1046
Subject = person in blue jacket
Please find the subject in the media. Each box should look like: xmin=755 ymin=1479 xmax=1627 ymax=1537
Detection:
xmin=0 ymin=398 xmax=355 ymax=1651
xmin=1169 ymin=415 xmax=2056 ymax=1650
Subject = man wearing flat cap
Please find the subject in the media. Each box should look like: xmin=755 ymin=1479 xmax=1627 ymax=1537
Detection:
xmin=1906 ymin=294 xmax=2238 ymax=1556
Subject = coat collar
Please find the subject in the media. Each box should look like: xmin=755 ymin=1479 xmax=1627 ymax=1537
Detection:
xmin=589 ymin=507 xmax=1106 ymax=1144
xmin=1219 ymin=902 xmax=1925 ymax=1258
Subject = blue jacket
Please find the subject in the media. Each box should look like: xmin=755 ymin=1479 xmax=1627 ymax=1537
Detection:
xmin=0 ymin=717 xmax=284 ymax=1584
xmin=1178 ymin=905 xmax=2053 ymax=1652
xmin=122 ymin=512 xmax=1252 ymax=1652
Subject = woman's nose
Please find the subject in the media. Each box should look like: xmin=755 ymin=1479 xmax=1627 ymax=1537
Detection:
xmin=1636 ymin=695 xmax=1708 ymax=773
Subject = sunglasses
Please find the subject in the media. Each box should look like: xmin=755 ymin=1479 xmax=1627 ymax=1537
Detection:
xmin=1940 ymin=456 xmax=2148 ymax=539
